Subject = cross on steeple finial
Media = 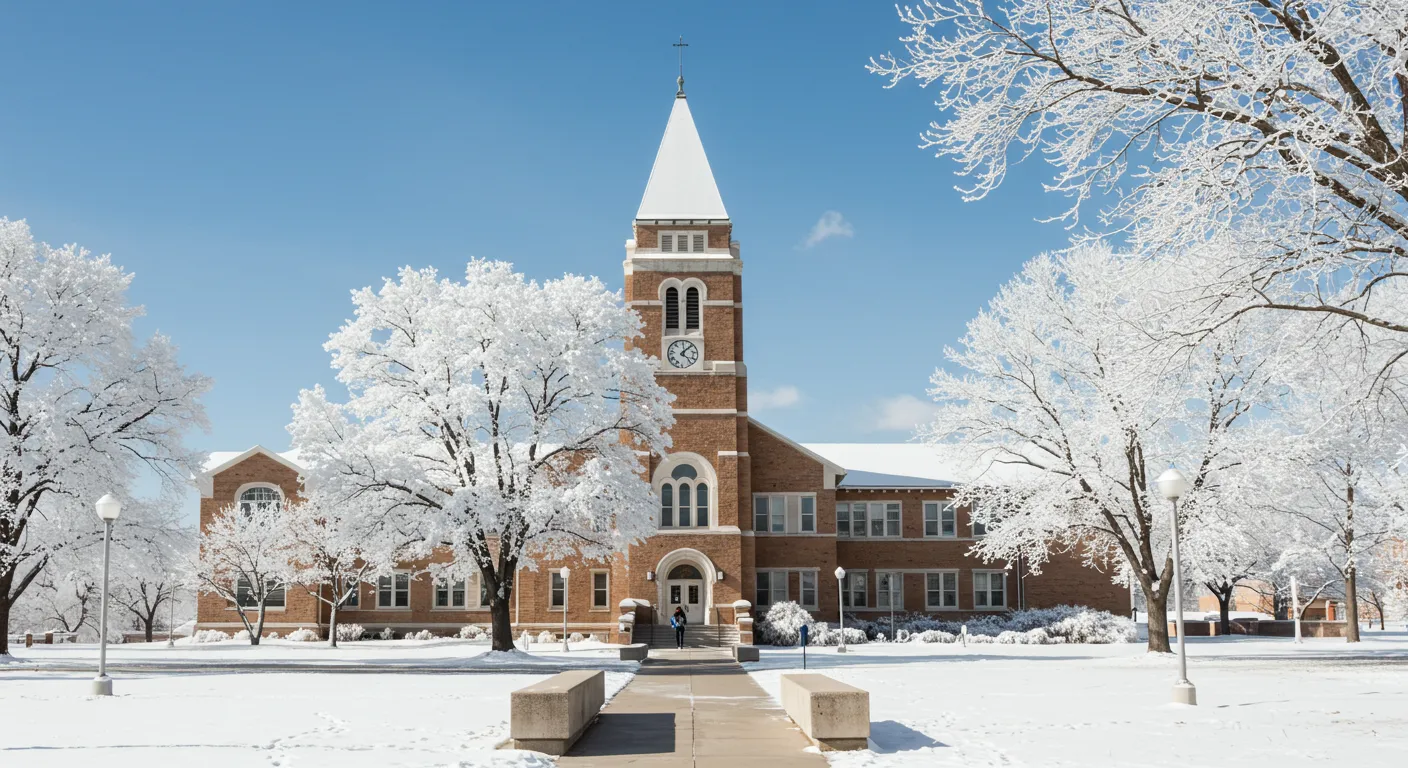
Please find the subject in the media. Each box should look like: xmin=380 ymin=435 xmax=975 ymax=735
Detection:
xmin=674 ymin=35 xmax=689 ymax=97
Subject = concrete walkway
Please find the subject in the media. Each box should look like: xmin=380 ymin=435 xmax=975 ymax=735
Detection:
xmin=560 ymin=648 xmax=826 ymax=768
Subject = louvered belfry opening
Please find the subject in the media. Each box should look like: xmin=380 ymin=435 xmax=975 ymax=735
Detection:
xmin=661 ymin=233 xmax=675 ymax=252
xmin=691 ymin=232 xmax=705 ymax=252
xmin=685 ymin=287 xmax=700 ymax=331
xmin=665 ymin=286 xmax=680 ymax=330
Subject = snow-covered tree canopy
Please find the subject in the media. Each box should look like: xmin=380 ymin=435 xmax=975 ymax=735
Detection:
xmin=0 ymin=218 xmax=209 ymax=654
xmin=192 ymin=500 xmax=296 ymax=644
xmin=289 ymin=259 xmax=673 ymax=649
xmin=927 ymin=242 xmax=1287 ymax=650
xmin=870 ymin=0 xmax=1408 ymax=342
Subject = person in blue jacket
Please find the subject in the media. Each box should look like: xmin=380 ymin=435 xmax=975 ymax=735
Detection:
xmin=671 ymin=607 xmax=687 ymax=649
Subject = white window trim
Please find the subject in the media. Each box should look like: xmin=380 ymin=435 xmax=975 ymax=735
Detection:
xmin=973 ymin=570 xmax=1008 ymax=610
xmin=751 ymin=493 xmax=819 ymax=535
xmin=754 ymin=569 xmax=789 ymax=609
xmin=376 ymin=571 xmax=412 ymax=610
xmin=841 ymin=571 xmax=869 ymax=609
xmin=590 ymin=570 xmax=611 ymax=612
xmin=658 ymin=230 xmax=708 ymax=254
xmin=549 ymin=572 xmax=567 ymax=611
xmin=923 ymin=500 xmax=960 ymax=539
xmin=924 ymin=570 xmax=961 ymax=611
xmin=798 ymin=571 xmax=819 ymax=611
xmin=432 ymin=577 xmax=468 ymax=610
xmin=876 ymin=571 xmax=904 ymax=611
xmin=231 ymin=575 xmax=287 ymax=612
xmin=837 ymin=500 xmax=905 ymax=540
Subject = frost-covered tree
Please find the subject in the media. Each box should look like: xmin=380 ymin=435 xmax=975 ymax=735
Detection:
xmin=191 ymin=501 xmax=296 ymax=645
xmin=870 ymin=0 xmax=1408 ymax=358
xmin=0 ymin=218 xmax=209 ymax=656
xmin=289 ymin=260 xmax=674 ymax=651
xmin=111 ymin=516 xmax=189 ymax=643
xmin=285 ymin=490 xmax=402 ymax=647
xmin=926 ymin=243 xmax=1285 ymax=652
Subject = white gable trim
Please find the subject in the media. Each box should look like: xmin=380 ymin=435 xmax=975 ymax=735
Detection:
xmin=198 ymin=446 xmax=305 ymax=498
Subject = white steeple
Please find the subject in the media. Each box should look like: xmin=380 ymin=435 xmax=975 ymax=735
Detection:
xmin=635 ymin=94 xmax=729 ymax=222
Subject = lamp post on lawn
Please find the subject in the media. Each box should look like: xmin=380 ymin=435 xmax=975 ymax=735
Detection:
xmin=559 ymin=566 xmax=570 ymax=654
xmin=93 ymin=494 xmax=122 ymax=696
xmin=166 ymin=572 xmax=178 ymax=648
xmin=1156 ymin=468 xmax=1197 ymax=706
xmin=834 ymin=566 xmax=847 ymax=653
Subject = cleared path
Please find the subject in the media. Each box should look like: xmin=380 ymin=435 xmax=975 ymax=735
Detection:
xmin=561 ymin=648 xmax=826 ymax=768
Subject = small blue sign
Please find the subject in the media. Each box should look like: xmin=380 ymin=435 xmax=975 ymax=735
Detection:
xmin=799 ymin=624 xmax=808 ymax=645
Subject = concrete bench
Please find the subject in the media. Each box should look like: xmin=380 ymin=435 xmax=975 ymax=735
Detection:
xmin=779 ymin=673 xmax=869 ymax=751
xmin=732 ymin=645 xmax=759 ymax=662
xmin=508 ymin=669 xmax=605 ymax=755
xmin=620 ymin=643 xmax=648 ymax=661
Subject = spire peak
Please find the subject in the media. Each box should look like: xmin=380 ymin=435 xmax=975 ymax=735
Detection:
xmin=673 ymin=36 xmax=689 ymax=98
xmin=635 ymin=94 xmax=728 ymax=222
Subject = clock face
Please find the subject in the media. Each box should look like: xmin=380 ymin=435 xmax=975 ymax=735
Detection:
xmin=666 ymin=339 xmax=700 ymax=368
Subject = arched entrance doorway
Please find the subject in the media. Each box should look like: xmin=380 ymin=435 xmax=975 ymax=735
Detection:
xmin=654 ymin=548 xmax=716 ymax=625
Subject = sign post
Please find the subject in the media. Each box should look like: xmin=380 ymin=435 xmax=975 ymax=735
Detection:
xmin=800 ymin=624 xmax=808 ymax=670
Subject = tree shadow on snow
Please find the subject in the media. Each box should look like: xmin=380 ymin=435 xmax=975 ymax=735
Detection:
xmin=868 ymin=721 xmax=945 ymax=753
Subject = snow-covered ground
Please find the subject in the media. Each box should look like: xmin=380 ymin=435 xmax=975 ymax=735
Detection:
xmin=4 ymin=636 xmax=629 ymax=671
xmin=0 ymin=665 xmax=633 ymax=767
xmin=746 ymin=632 xmax=1408 ymax=768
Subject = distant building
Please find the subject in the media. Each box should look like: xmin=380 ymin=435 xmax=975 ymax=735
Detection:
xmin=195 ymin=85 xmax=1126 ymax=642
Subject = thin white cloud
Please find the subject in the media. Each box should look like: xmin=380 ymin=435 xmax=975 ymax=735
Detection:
xmin=802 ymin=210 xmax=854 ymax=249
xmin=868 ymin=394 xmax=941 ymax=433
xmin=751 ymin=385 xmax=802 ymax=410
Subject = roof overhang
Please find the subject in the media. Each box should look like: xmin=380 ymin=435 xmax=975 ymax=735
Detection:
xmin=197 ymin=445 xmax=305 ymax=498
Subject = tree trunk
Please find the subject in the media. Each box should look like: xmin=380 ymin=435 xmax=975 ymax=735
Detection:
xmin=1344 ymin=569 xmax=1361 ymax=643
xmin=1143 ymin=583 xmax=1171 ymax=653
xmin=490 ymin=596 xmax=514 ymax=651
xmin=0 ymin=593 xmax=11 ymax=656
xmin=252 ymin=604 xmax=266 ymax=645
xmin=328 ymin=600 xmax=339 ymax=648
xmin=1215 ymin=586 xmax=1232 ymax=637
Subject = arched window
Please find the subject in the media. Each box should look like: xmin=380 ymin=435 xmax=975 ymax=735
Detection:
xmin=659 ymin=461 xmax=710 ymax=529
xmin=238 ymin=486 xmax=280 ymax=515
xmin=667 ymin=564 xmax=703 ymax=580
xmin=685 ymin=287 xmax=700 ymax=331
xmin=664 ymin=287 xmax=680 ymax=331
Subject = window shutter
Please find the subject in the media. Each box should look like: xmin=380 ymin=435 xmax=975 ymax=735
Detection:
xmin=685 ymin=287 xmax=700 ymax=331
xmin=664 ymin=287 xmax=680 ymax=330
xmin=692 ymin=232 xmax=705 ymax=252
xmin=661 ymin=233 xmax=674 ymax=252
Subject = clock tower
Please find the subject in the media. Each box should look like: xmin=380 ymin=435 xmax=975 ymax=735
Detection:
xmin=622 ymin=84 xmax=751 ymax=623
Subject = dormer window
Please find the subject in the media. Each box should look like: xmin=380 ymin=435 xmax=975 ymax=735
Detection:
xmin=659 ymin=230 xmax=707 ymax=253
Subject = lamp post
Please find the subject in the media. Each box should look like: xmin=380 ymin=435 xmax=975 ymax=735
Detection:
xmin=93 ymin=494 xmax=122 ymax=696
xmin=559 ymin=566 xmax=570 ymax=653
xmin=166 ymin=572 xmax=178 ymax=648
xmin=834 ymin=566 xmax=847 ymax=653
xmin=1156 ymin=468 xmax=1197 ymax=706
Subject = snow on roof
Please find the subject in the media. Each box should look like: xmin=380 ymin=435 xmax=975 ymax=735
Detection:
xmin=201 ymin=446 xmax=305 ymax=475
xmin=635 ymin=96 xmax=729 ymax=221
xmin=804 ymin=443 xmax=1034 ymax=487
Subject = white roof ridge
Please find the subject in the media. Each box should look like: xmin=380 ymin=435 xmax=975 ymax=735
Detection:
xmin=635 ymin=95 xmax=729 ymax=221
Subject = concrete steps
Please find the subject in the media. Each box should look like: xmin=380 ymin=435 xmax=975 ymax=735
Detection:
xmin=636 ymin=622 xmax=740 ymax=649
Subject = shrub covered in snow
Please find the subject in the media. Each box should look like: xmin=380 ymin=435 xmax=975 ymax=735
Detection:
xmin=232 ymin=629 xmax=251 ymax=642
xmin=378 ymin=627 xmax=395 ymax=641
xmin=758 ymin=601 xmax=815 ymax=645
xmin=568 ymin=632 xmax=585 ymax=643
xmin=849 ymin=606 xmax=1134 ymax=645
xmin=586 ymin=633 xmax=599 ymax=643
xmin=408 ymin=629 xmax=435 ymax=641
xmin=336 ymin=623 xmax=366 ymax=642
xmin=191 ymin=629 xmax=230 ymax=644
xmin=266 ymin=632 xmax=281 ymax=641
xmin=285 ymin=628 xmax=319 ymax=642
xmin=457 ymin=625 xmax=485 ymax=640
xmin=536 ymin=630 xmax=556 ymax=644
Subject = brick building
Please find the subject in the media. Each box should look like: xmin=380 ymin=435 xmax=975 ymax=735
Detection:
xmin=195 ymin=87 xmax=1126 ymax=641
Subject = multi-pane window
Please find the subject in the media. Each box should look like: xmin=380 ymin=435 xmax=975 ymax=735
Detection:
xmin=841 ymin=572 xmax=868 ymax=608
xmin=592 ymin=572 xmax=609 ymax=609
xmin=238 ymin=486 xmax=280 ymax=516
xmin=877 ymin=572 xmax=903 ymax=610
xmin=550 ymin=572 xmax=566 ymax=609
xmin=478 ymin=578 xmax=492 ymax=608
xmin=800 ymin=497 xmax=815 ymax=533
xmin=377 ymin=573 xmax=410 ymax=608
xmin=926 ymin=572 xmax=959 ymax=609
xmin=755 ymin=570 xmax=788 ymax=608
xmin=924 ymin=501 xmax=957 ymax=537
xmin=235 ymin=576 xmax=285 ymax=608
xmin=838 ymin=502 xmax=900 ymax=538
xmin=799 ymin=571 xmax=817 ymax=609
xmin=972 ymin=504 xmax=988 ymax=537
xmin=435 ymin=579 xmax=467 ymax=608
xmin=661 ymin=463 xmax=709 ymax=529
xmin=752 ymin=494 xmax=815 ymax=533
xmin=342 ymin=580 xmax=359 ymax=608
xmin=973 ymin=571 xmax=1006 ymax=608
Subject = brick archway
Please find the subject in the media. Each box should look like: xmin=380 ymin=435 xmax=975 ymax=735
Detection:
xmin=654 ymin=548 xmax=717 ymax=625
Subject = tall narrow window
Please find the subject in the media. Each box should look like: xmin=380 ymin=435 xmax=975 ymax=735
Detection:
xmin=592 ymin=572 xmax=609 ymax=609
xmin=837 ymin=503 xmax=850 ymax=537
xmin=799 ymin=571 xmax=817 ymax=608
xmin=679 ymin=484 xmax=692 ymax=527
xmin=972 ymin=503 xmax=988 ymax=536
xmin=550 ymin=572 xmax=566 ymax=609
xmin=664 ymin=287 xmax=680 ymax=331
xmin=877 ymin=572 xmax=903 ymax=610
xmin=696 ymin=483 xmax=709 ymax=527
xmin=842 ymin=572 xmax=868 ymax=608
xmin=661 ymin=484 xmax=674 ymax=527
xmin=685 ymin=287 xmax=700 ymax=331
xmin=800 ymin=497 xmax=815 ymax=533
xmin=754 ymin=496 xmax=769 ymax=532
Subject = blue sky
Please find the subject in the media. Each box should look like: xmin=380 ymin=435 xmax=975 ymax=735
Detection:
xmin=0 ymin=3 xmax=1072 ymax=468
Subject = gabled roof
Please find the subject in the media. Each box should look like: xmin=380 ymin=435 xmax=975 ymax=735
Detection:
xmin=804 ymin=443 xmax=1034 ymax=487
xmin=197 ymin=445 xmax=305 ymax=498
xmin=749 ymin=418 xmax=846 ymax=490
xmin=635 ymin=95 xmax=729 ymax=222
